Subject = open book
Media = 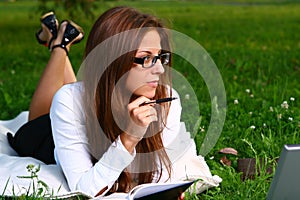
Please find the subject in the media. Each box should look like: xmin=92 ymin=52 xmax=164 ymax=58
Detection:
xmin=54 ymin=180 xmax=195 ymax=200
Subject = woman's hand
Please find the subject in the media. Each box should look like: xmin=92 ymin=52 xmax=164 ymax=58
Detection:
xmin=127 ymin=96 xmax=158 ymax=132
xmin=120 ymin=96 xmax=158 ymax=153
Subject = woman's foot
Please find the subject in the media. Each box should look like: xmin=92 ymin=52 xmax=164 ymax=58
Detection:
xmin=50 ymin=20 xmax=84 ymax=56
xmin=36 ymin=12 xmax=58 ymax=48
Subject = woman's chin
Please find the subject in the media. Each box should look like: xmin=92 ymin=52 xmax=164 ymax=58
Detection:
xmin=133 ymin=86 xmax=157 ymax=99
xmin=135 ymin=91 xmax=156 ymax=99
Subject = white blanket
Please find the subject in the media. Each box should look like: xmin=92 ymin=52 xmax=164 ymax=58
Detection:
xmin=0 ymin=112 xmax=69 ymax=196
xmin=0 ymin=111 xmax=221 ymax=198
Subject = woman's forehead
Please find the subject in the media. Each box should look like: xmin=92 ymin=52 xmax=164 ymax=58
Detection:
xmin=138 ymin=30 xmax=161 ymax=50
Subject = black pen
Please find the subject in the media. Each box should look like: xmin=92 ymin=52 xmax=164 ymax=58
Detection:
xmin=139 ymin=97 xmax=178 ymax=107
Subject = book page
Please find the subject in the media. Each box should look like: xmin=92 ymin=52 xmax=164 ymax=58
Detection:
xmin=56 ymin=181 xmax=194 ymax=200
xmin=129 ymin=181 xmax=194 ymax=199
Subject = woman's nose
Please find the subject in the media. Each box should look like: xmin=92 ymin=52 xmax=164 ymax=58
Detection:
xmin=151 ymin=59 xmax=165 ymax=74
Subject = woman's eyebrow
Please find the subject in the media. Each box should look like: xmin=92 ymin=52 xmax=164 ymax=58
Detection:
xmin=137 ymin=50 xmax=161 ymax=55
xmin=137 ymin=50 xmax=153 ymax=54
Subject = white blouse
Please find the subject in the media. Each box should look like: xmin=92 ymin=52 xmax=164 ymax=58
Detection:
xmin=50 ymin=81 xmax=182 ymax=197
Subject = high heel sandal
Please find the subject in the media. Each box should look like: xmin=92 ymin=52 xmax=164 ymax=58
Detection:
xmin=35 ymin=11 xmax=58 ymax=48
xmin=51 ymin=20 xmax=84 ymax=56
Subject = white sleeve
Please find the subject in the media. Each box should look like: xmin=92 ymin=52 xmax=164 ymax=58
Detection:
xmin=50 ymin=84 xmax=135 ymax=197
xmin=155 ymin=88 xmax=184 ymax=182
xmin=162 ymin=88 xmax=182 ymax=147
xmin=160 ymin=88 xmax=200 ymax=183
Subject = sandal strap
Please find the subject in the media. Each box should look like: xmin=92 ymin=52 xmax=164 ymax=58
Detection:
xmin=35 ymin=29 xmax=47 ymax=45
xmin=51 ymin=44 xmax=69 ymax=56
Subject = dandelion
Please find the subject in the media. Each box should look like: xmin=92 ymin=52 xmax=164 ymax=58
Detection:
xmin=184 ymin=94 xmax=190 ymax=100
xmin=288 ymin=117 xmax=293 ymax=121
xmin=290 ymin=97 xmax=295 ymax=101
xmin=234 ymin=99 xmax=239 ymax=105
xmin=245 ymin=89 xmax=250 ymax=93
xmin=250 ymin=125 xmax=255 ymax=129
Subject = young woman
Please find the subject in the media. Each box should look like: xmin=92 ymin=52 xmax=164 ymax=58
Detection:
xmin=8 ymin=6 xmax=219 ymax=198
xmin=50 ymin=6 xmax=176 ymax=196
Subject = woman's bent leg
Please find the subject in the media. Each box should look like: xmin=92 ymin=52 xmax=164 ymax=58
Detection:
xmin=28 ymin=48 xmax=68 ymax=121
xmin=28 ymin=21 xmax=82 ymax=121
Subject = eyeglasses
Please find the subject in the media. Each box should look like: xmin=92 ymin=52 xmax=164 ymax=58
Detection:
xmin=134 ymin=53 xmax=170 ymax=68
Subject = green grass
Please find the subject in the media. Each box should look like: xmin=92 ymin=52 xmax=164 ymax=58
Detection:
xmin=0 ymin=0 xmax=300 ymax=199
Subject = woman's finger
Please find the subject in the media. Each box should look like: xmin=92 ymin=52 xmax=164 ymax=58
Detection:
xmin=131 ymin=105 xmax=157 ymax=126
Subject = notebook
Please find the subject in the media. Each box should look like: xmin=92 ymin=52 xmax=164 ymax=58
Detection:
xmin=267 ymin=144 xmax=300 ymax=200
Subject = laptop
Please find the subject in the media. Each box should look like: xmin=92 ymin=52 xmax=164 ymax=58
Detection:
xmin=267 ymin=144 xmax=300 ymax=200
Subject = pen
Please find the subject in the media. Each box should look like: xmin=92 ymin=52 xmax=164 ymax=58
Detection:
xmin=139 ymin=97 xmax=178 ymax=107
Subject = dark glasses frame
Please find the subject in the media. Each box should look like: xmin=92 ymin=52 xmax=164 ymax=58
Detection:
xmin=134 ymin=52 xmax=171 ymax=68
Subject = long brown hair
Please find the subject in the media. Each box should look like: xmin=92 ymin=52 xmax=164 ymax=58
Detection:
xmin=82 ymin=6 xmax=173 ymax=192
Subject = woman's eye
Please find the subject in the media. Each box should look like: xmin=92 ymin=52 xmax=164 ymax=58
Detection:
xmin=143 ymin=55 xmax=151 ymax=61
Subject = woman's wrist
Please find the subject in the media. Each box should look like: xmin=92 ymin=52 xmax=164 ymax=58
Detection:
xmin=120 ymin=132 xmax=141 ymax=153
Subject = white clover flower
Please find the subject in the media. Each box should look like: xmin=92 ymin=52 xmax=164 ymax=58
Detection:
xmin=234 ymin=99 xmax=239 ymax=105
xmin=250 ymin=125 xmax=255 ymax=129
xmin=249 ymin=112 xmax=253 ymax=115
xmin=288 ymin=117 xmax=293 ymax=121
xmin=263 ymin=123 xmax=267 ymax=128
xmin=245 ymin=89 xmax=250 ymax=93
xmin=270 ymin=106 xmax=274 ymax=112
xmin=250 ymin=94 xmax=254 ymax=98
xmin=200 ymin=126 xmax=205 ymax=132
xmin=278 ymin=114 xmax=282 ymax=119
xmin=290 ymin=97 xmax=295 ymax=101
xmin=281 ymin=101 xmax=289 ymax=109
xmin=20 ymin=187 xmax=28 ymax=196
xmin=184 ymin=94 xmax=190 ymax=100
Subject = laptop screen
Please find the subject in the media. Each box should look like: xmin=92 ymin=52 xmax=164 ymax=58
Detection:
xmin=267 ymin=144 xmax=300 ymax=200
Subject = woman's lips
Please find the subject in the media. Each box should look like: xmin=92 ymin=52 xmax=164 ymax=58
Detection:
xmin=147 ymin=80 xmax=159 ymax=88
